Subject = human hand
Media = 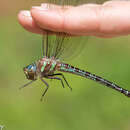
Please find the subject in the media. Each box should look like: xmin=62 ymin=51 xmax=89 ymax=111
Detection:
xmin=18 ymin=1 xmax=130 ymax=38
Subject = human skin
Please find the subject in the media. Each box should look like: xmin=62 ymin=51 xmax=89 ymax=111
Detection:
xmin=18 ymin=1 xmax=130 ymax=38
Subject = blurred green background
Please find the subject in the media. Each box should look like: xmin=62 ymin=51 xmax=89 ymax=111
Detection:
xmin=1 ymin=0 xmax=130 ymax=130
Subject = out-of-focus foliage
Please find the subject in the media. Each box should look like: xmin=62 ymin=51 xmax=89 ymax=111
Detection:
xmin=0 ymin=0 xmax=130 ymax=130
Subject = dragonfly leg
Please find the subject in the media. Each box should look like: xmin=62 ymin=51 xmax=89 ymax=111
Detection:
xmin=47 ymin=76 xmax=65 ymax=89
xmin=40 ymin=78 xmax=49 ymax=101
xmin=50 ymin=73 xmax=72 ymax=90
xmin=48 ymin=73 xmax=72 ymax=91
xmin=19 ymin=80 xmax=35 ymax=90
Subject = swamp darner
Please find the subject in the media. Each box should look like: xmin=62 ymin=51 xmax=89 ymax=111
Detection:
xmin=21 ymin=1 xmax=130 ymax=101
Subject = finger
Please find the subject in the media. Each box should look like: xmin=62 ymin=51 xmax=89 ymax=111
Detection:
xmin=98 ymin=1 xmax=130 ymax=36
xmin=18 ymin=10 xmax=45 ymax=34
xmin=18 ymin=4 xmax=70 ymax=35
xmin=30 ymin=4 xmax=103 ymax=35
xmin=18 ymin=1 xmax=130 ymax=37
xmin=30 ymin=4 xmax=72 ymax=33
xmin=30 ymin=1 xmax=130 ymax=37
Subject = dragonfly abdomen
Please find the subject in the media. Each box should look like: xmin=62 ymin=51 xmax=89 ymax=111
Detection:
xmin=58 ymin=63 xmax=86 ymax=76
xmin=58 ymin=63 xmax=130 ymax=97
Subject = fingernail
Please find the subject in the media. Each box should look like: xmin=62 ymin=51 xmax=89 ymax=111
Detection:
xmin=20 ymin=10 xmax=31 ymax=17
xmin=32 ymin=5 xmax=49 ymax=10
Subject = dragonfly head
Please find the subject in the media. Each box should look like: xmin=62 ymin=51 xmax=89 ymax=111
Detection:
xmin=23 ymin=63 xmax=37 ymax=80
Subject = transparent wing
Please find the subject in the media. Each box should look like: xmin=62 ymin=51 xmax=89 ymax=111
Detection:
xmin=42 ymin=0 xmax=86 ymax=60
xmin=41 ymin=0 xmax=105 ymax=60
xmin=42 ymin=0 xmax=77 ymax=59
xmin=42 ymin=33 xmax=88 ymax=61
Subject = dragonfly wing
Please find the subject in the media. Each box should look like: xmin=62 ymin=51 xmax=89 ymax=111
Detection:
xmin=42 ymin=0 xmax=78 ymax=58
xmin=41 ymin=0 xmax=103 ymax=59
xmin=56 ymin=35 xmax=89 ymax=61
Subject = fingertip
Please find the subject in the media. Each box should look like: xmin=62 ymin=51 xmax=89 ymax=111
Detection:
xmin=18 ymin=10 xmax=32 ymax=27
xmin=18 ymin=10 xmax=44 ymax=34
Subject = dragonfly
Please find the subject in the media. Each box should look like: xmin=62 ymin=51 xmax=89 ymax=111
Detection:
xmin=21 ymin=0 xmax=130 ymax=101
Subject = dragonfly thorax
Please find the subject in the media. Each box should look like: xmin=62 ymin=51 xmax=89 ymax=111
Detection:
xmin=37 ymin=57 xmax=58 ymax=76
xmin=23 ymin=63 xmax=37 ymax=80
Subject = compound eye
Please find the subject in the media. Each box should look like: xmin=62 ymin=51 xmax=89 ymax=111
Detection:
xmin=27 ymin=65 xmax=32 ymax=70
